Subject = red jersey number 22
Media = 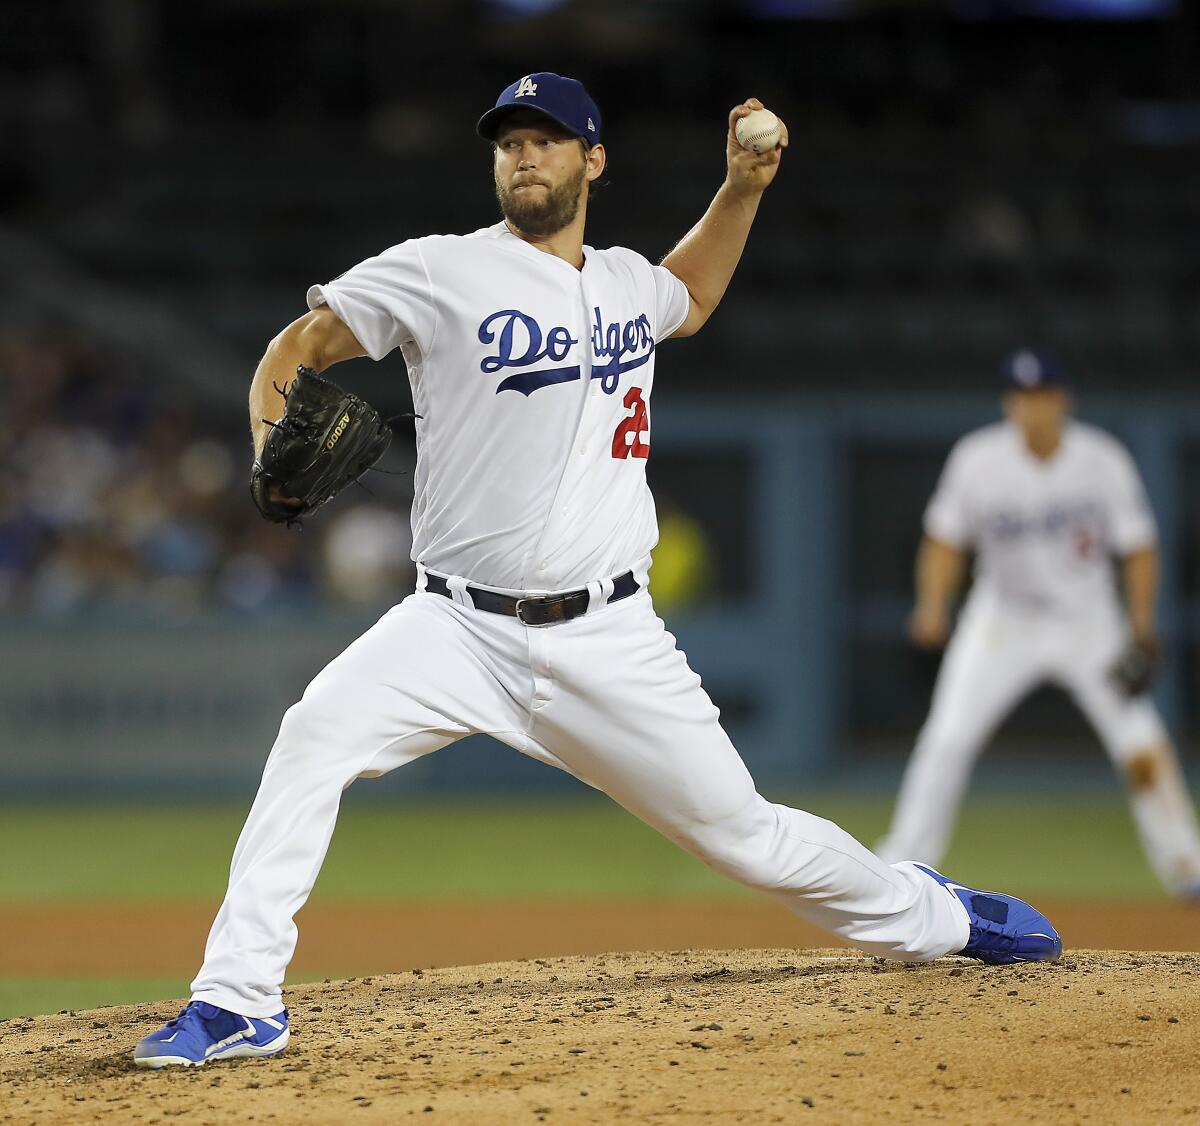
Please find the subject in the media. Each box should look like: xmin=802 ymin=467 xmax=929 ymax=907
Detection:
xmin=611 ymin=387 xmax=650 ymax=459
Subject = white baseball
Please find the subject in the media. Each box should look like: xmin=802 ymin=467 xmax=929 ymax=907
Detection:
xmin=735 ymin=108 xmax=781 ymax=154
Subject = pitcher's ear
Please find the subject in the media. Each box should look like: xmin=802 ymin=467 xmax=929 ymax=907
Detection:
xmin=586 ymin=143 xmax=607 ymax=182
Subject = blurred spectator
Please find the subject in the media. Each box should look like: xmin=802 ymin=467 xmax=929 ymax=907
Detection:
xmin=946 ymin=192 xmax=1034 ymax=279
xmin=650 ymin=495 xmax=717 ymax=616
xmin=0 ymin=323 xmax=413 ymax=618
xmin=321 ymin=504 xmax=415 ymax=608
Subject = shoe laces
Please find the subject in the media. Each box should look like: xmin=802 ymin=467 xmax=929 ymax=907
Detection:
xmin=969 ymin=920 xmax=1019 ymax=950
xmin=164 ymin=1001 xmax=221 ymax=1029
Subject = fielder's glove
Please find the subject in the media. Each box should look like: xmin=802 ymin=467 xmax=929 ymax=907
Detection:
xmin=250 ymin=365 xmax=393 ymax=525
xmin=1109 ymin=639 xmax=1160 ymax=699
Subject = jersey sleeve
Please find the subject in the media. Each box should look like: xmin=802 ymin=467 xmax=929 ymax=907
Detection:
xmin=307 ymin=239 xmax=438 ymax=362
xmin=1103 ymin=441 xmax=1158 ymax=554
xmin=923 ymin=440 xmax=976 ymax=549
xmin=650 ymin=263 xmax=691 ymax=340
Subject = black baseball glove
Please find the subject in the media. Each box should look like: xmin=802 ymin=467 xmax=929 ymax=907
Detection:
xmin=250 ymin=365 xmax=393 ymax=525
xmin=1109 ymin=639 xmax=1160 ymax=699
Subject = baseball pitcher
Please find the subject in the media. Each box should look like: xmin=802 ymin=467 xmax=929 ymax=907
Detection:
xmin=134 ymin=75 xmax=1061 ymax=1068
xmin=876 ymin=350 xmax=1200 ymax=898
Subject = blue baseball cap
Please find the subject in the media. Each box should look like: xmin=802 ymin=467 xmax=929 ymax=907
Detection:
xmin=999 ymin=349 xmax=1071 ymax=390
xmin=477 ymin=72 xmax=602 ymax=146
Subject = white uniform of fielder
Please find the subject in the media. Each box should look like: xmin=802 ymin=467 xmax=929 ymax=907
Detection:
xmin=878 ymin=378 xmax=1200 ymax=895
xmin=133 ymin=78 xmax=1058 ymax=1055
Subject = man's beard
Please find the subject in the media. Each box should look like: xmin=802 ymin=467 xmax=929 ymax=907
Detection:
xmin=495 ymin=164 xmax=585 ymax=236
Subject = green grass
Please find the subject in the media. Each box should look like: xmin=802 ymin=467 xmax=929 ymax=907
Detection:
xmin=0 ymin=793 xmax=1168 ymax=1019
xmin=0 ymin=792 xmax=1163 ymax=903
xmin=0 ymin=978 xmax=187 ymax=1020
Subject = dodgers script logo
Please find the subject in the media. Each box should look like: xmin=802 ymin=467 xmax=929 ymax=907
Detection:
xmin=479 ymin=306 xmax=655 ymax=396
xmin=986 ymin=500 xmax=1104 ymax=546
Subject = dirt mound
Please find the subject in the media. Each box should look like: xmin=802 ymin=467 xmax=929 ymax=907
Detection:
xmin=2 ymin=948 xmax=1198 ymax=1125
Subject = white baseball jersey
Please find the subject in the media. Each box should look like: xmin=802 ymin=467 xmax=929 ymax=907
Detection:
xmin=879 ymin=419 xmax=1200 ymax=892
xmin=307 ymin=222 xmax=691 ymax=592
xmin=189 ymin=217 xmax=982 ymax=1022
xmin=924 ymin=420 xmax=1157 ymax=616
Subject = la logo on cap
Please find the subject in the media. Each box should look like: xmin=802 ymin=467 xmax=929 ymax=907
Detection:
xmin=1013 ymin=351 xmax=1042 ymax=386
xmin=515 ymin=75 xmax=538 ymax=98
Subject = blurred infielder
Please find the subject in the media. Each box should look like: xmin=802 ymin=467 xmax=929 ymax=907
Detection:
xmin=877 ymin=351 xmax=1200 ymax=897
xmin=135 ymin=75 xmax=1060 ymax=1068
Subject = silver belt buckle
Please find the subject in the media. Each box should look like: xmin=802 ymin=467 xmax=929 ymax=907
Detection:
xmin=514 ymin=594 xmax=570 ymax=626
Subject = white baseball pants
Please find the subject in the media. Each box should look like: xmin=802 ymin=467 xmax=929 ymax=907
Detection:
xmin=877 ymin=591 xmax=1200 ymax=893
xmin=192 ymin=580 xmax=969 ymax=1017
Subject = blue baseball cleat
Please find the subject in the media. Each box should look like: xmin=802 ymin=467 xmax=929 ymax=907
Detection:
xmin=915 ymin=864 xmax=1063 ymax=966
xmin=133 ymin=1001 xmax=289 ymax=1068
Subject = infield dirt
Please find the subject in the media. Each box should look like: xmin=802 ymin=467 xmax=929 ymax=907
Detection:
xmin=2 ymin=948 xmax=1198 ymax=1125
xmin=4 ymin=898 xmax=1198 ymax=977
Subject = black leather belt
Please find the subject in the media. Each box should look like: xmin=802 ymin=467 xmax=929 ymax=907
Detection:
xmin=424 ymin=570 xmax=639 ymax=626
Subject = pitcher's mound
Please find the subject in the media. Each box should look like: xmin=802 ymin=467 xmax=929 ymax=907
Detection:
xmin=3 ymin=948 xmax=1198 ymax=1124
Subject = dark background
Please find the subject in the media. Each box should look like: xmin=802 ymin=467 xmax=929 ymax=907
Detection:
xmin=4 ymin=0 xmax=1198 ymax=392
xmin=2 ymin=0 xmax=1198 ymax=788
